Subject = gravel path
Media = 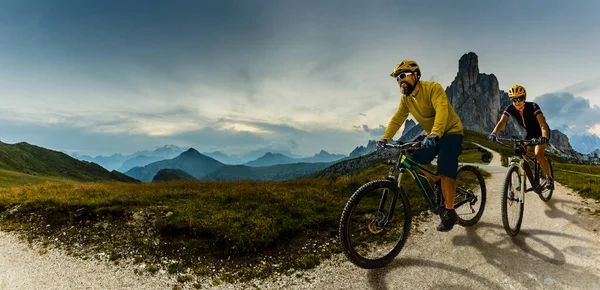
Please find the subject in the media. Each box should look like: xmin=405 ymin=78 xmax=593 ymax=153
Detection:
xmin=1 ymin=147 xmax=600 ymax=289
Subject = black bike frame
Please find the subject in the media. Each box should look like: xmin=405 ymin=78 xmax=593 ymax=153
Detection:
xmin=385 ymin=143 xmax=470 ymax=214
xmin=500 ymin=138 xmax=544 ymax=193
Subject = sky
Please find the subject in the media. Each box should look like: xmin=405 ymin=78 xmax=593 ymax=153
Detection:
xmin=1 ymin=0 xmax=599 ymax=157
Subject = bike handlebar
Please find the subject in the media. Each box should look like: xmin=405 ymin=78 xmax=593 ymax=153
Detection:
xmin=495 ymin=137 xmax=542 ymax=147
xmin=383 ymin=141 xmax=423 ymax=151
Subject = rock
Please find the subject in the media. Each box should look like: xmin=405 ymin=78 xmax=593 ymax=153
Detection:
xmin=399 ymin=124 xmax=424 ymax=143
xmin=547 ymin=130 xmax=584 ymax=160
xmin=132 ymin=212 xmax=145 ymax=222
xmin=348 ymin=140 xmax=377 ymax=158
xmin=446 ymin=52 xmax=523 ymax=138
xmin=165 ymin=212 xmax=174 ymax=218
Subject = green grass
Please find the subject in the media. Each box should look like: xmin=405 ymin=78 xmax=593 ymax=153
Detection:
xmin=459 ymin=142 xmax=492 ymax=164
xmin=553 ymin=162 xmax=600 ymax=202
xmin=0 ymin=141 xmax=137 ymax=183
xmin=0 ymin=169 xmax=78 ymax=188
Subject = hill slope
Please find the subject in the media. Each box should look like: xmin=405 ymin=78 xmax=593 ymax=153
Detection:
xmin=151 ymin=169 xmax=196 ymax=182
xmin=0 ymin=141 xmax=138 ymax=183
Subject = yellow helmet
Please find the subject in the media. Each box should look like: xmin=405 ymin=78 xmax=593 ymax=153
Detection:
xmin=508 ymin=84 xmax=526 ymax=98
xmin=390 ymin=60 xmax=421 ymax=78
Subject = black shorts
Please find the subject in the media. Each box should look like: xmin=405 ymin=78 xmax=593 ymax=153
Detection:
xmin=409 ymin=134 xmax=463 ymax=179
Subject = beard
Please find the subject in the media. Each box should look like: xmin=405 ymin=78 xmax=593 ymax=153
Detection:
xmin=400 ymin=81 xmax=416 ymax=95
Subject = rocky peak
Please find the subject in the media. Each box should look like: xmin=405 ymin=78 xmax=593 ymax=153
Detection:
xmin=548 ymin=130 xmax=577 ymax=156
xmin=400 ymin=119 xmax=416 ymax=138
xmin=446 ymin=52 xmax=523 ymax=137
xmin=458 ymin=52 xmax=479 ymax=87
xmin=349 ymin=140 xmax=377 ymax=158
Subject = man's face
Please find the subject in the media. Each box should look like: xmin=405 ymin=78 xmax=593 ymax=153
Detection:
xmin=396 ymin=71 xmax=417 ymax=95
xmin=511 ymin=96 xmax=525 ymax=111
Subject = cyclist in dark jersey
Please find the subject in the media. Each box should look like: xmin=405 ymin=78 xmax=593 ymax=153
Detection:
xmin=489 ymin=84 xmax=554 ymax=189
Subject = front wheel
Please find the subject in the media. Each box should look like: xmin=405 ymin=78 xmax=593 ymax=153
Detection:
xmin=454 ymin=165 xmax=487 ymax=226
xmin=502 ymin=165 xmax=524 ymax=236
xmin=538 ymin=158 xmax=554 ymax=202
xmin=339 ymin=180 xmax=412 ymax=269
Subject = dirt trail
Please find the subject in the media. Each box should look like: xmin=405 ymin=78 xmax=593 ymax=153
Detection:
xmin=1 ymin=147 xmax=600 ymax=289
xmin=247 ymin=146 xmax=600 ymax=290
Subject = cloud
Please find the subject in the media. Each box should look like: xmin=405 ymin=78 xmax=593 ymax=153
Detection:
xmin=533 ymin=92 xmax=600 ymax=136
xmin=557 ymin=78 xmax=600 ymax=96
xmin=0 ymin=111 xmax=370 ymax=157
xmin=588 ymin=124 xmax=600 ymax=137
xmin=357 ymin=124 xmax=386 ymax=138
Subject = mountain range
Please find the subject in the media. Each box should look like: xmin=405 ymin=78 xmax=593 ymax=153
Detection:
xmin=70 ymin=145 xmax=186 ymax=172
xmin=244 ymin=150 xmax=346 ymax=167
xmin=124 ymin=148 xmax=337 ymax=182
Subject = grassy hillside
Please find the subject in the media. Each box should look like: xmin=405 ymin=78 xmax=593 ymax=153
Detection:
xmin=553 ymin=162 xmax=600 ymax=202
xmin=0 ymin=169 xmax=78 ymax=188
xmin=0 ymin=141 xmax=138 ymax=183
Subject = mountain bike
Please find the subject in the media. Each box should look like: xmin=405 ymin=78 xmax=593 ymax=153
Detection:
xmin=338 ymin=141 xmax=487 ymax=269
xmin=494 ymin=137 xmax=554 ymax=236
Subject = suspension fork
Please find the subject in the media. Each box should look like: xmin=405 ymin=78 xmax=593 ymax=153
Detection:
xmin=377 ymin=174 xmax=403 ymax=226
xmin=518 ymin=159 xmax=528 ymax=204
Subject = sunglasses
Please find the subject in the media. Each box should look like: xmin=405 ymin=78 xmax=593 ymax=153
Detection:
xmin=395 ymin=72 xmax=413 ymax=81
xmin=511 ymin=97 xmax=525 ymax=103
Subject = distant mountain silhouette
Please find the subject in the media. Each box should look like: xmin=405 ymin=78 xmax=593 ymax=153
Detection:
xmin=349 ymin=140 xmax=377 ymax=158
xmin=239 ymin=148 xmax=303 ymax=163
xmin=124 ymin=148 xmax=342 ymax=182
xmin=244 ymin=152 xmax=298 ymax=167
xmin=202 ymin=151 xmax=245 ymax=165
xmin=152 ymin=168 xmax=196 ymax=182
xmin=72 ymin=145 xmax=186 ymax=171
xmin=125 ymin=148 xmax=224 ymax=182
xmin=0 ymin=141 xmax=138 ymax=183
xmin=243 ymin=150 xmax=347 ymax=167
xmin=569 ymin=134 xmax=600 ymax=154
xmin=206 ymin=162 xmax=335 ymax=181
xmin=299 ymin=150 xmax=346 ymax=163
xmin=118 ymin=155 xmax=168 ymax=172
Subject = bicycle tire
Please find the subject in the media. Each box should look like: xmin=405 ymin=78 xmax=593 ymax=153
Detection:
xmin=339 ymin=179 xmax=412 ymax=269
xmin=501 ymin=165 xmax=524 ymax=236
xmin=538 ymin=158 xmax=553 ymax=202
xmin=454 ymin=165 xmax=487 ymax=226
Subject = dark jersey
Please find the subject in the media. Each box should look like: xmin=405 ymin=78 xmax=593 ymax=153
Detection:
xmin=503 ymin=102 xmax=544 ymax=138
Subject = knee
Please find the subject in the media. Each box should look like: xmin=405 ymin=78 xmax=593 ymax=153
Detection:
xmin=440 ymin=175 xmax=454 ymax=182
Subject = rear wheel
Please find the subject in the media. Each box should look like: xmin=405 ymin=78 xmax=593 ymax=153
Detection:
xmin=538 ymin=158 xmax=554 ymax=202
xmin=454 ymin=165 xmax=487 ymax=226
xmin=339 ymin=180 xmax=412 ymax=269
xmin=501 ymin=165 xmax=524 ymax=236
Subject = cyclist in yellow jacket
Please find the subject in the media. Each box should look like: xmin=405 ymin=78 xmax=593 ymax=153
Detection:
xmin=377 ymin=60 xmax=465 ymax=232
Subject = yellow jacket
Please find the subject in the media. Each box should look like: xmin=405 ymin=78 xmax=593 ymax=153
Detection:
xmin=382 ymin=81 xmax=463 ymax=141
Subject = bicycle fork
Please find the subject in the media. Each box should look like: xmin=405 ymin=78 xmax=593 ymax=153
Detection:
xmin=370 ymin=175 xmax=403 ymax=231
xmin=518 ymin=160 xmax=527 ymax=204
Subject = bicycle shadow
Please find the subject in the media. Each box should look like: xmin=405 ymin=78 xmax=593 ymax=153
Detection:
xmin=454 ymin=222 xmax=599 ymax=288
xmin=365 ymin=256 xmax=501 ymax=290
xmin=529 ymin=196 xmax=600 ymax=236
xmin=365 ymin=222 xmax=600 ymax=290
